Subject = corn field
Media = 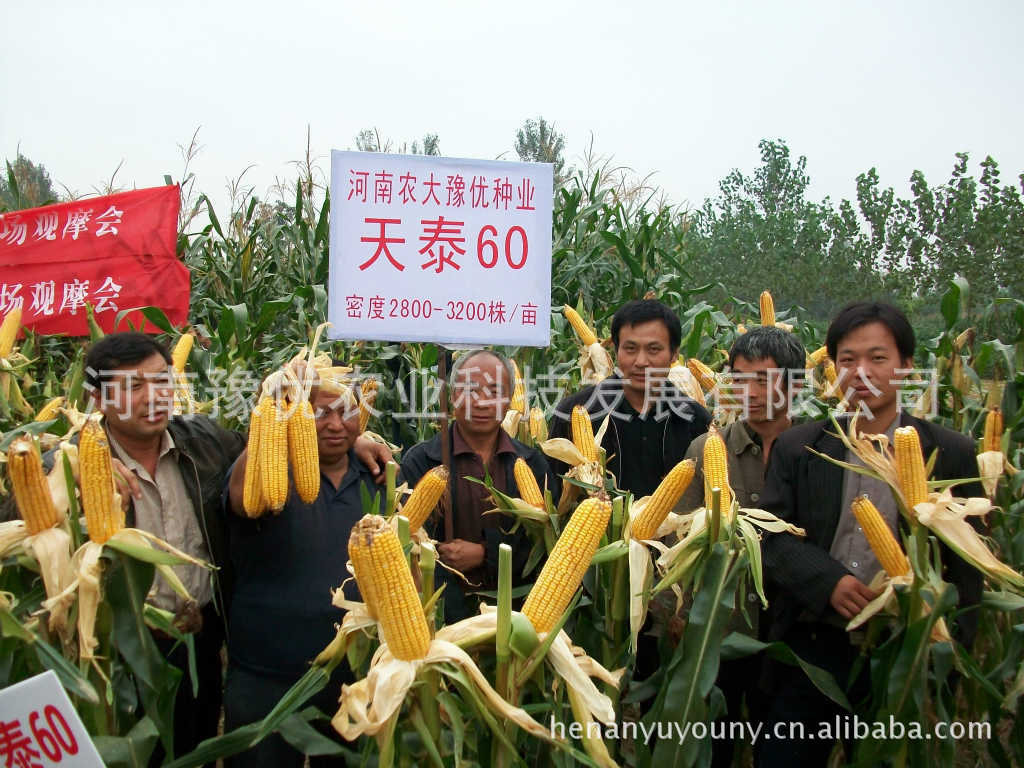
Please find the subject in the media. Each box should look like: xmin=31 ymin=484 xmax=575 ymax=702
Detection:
xmin=1 ymin=159 xmax=1023 ymax=768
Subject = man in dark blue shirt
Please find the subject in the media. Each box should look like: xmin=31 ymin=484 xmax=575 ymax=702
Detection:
xmin=225 ymin=379 xmax=377 ymax=767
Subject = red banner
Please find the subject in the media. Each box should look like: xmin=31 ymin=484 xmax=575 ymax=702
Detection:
xmin=0 ymin=186 xmax=189 ymax=335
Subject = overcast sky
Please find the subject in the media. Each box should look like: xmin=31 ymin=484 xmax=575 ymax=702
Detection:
xmin=4 ymin=0 xmax=1022 ymax=219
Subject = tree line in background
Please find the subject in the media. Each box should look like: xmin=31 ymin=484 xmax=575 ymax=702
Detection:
xmin=4 ymin=120 xmax=1023 ymax=338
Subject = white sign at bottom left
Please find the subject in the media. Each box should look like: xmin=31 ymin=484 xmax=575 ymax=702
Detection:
xmin=0 ymin=671 xmax=104 ymax=767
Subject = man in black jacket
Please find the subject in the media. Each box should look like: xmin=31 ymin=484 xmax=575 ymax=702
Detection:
xmin=549 ymin=299 xmax=711 ymax=497
xmin=758 ymin=302 xmax=983 ymax=766
xmin=399 ymin=348 xmax=555 ymax=623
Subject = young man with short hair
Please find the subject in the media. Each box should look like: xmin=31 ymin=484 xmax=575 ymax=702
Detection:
xmin=757 ymin=302 xmax=983 ymax=766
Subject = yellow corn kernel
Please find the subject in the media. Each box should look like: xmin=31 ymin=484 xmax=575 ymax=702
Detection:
xmin=759 ymin=290 xmax=776 ymax=327
xmin=736 ymin=324 xmax=748 ymax=335
xmin=529 ymin=407 xmax=548 ymax=442
xmin=79 ymin=420 xmax=124 ymax=544
xmin=171 ymin=333 xmax=194 ymax=373
xmin=686 ymin=358 xmax=716 ymax=392
xmin=243 ymin=397 xmax=267 ymax=517
xmin=521 ymin=496 xmax=612 ymax=632
xmin=703 ymin=426 xmax=732 ymax=515
xmin=983 ymin=408 xmax=1003 ymax=453
xmin=807 ymin=346 xmax=829 ymax=368
xmin=632 ymin=459 xmax=695 ymax=540
xmin=358 ymin=378 xmax=378 ymax=433
xmin=402 ymin=465 xmax=449 ymax=533
xmin=0 ymin=306 xmax=22 ymax=358
xmin=894 ymin=426 xmax=928 ymax=513
xmin=34 ymin=396 xmax=65 ymax=422
xmin=564 ymin=305 xmax=598 ymax=346
xmin=514 ymin=457 xmax=545 ymax=509
xmin=8 ymin=438 xmax=60 ymax=535
xmin=288 ymin=399 xmax=320 ymax=504
xmin=259 ymin=397 xmax=289 ymax=512
xmin=349 ymin=515 xmax=431 ymax=660
xmin=851 ymin=495 xmax=909 ymax=577
xmin=510 ymin=360 xmax=526 ymax=413
xmin=571 ymin=405 xmax=598 ymax=462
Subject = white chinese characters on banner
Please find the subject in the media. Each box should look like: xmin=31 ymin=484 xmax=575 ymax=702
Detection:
xmin=0 ymin=206 xmax=126 ymax=247
xmin=0 ymin=277 xmax=123 ymax=318
xmin=328 ymin=151 xmax=552 ymax=347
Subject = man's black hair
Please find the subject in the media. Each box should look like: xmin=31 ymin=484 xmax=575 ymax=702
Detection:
xmin=826 ymin=302 xmax=916 ymax=363
xmin=728 ymin=326 xmax=805 ymax=372
xmin=610 ymin=299 xmax=682 ymax=351
xmin=84 ymin=332 xmax=172 ymax=391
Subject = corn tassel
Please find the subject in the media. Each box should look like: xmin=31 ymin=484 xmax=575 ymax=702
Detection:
xmin=686 ymin=358 xmax=716 ymax=392
xmin=703 ymin=426 xmax=732 ymax=515
xmin=631 ymin=459 xmax=695 ymax=540
xmin=0 ymin=306 xmax=22 ymax=358
xmin=894 ymin=426 xmax=929 ymax=513
xmin=259 ymin=397 xmax=289 ymax=512
xmin=79 ymin=420 xmax=123 ymax=544
xmin=359 ymin=378 xmax=378 ymax=433
xmin=851 ymin=495 xmax=909 ymax=577
xmin=983 ymin=408 xmax=1003 ymax=453
xmin=402 ymin=465 xmax=449 ymax=532
xmin=34 ymin=396 xmax=65 ymax=422
xmin=8 ymin=438 xmax=60 ymax=534
xmin=521 ymin=496 xmax=612 ymax=633
xmin=564 ymin=305 xmax=598 ymax=346
xmin=514 ymin=457 xmax=545 ymax=509
xmin=349 ymin=515 xmax=431 ymax=660
xmin=288 ymin=399 xmax=320 ymax=503
xmin=759 ymin=290 xmax=776 ymax=327
xmin=571 ymin=405 xmax=599 ymax=463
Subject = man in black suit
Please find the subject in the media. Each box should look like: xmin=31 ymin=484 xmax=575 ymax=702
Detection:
xmin=757 ymin=302 xmax=982 ymax=766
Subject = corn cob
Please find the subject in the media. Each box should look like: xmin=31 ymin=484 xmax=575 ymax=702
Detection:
xmin=8 ymin=438 xmax=60 ymax=534
xmin=514 ymin=457 xmax=545 ymax=509
xmin=686 ymin=358 xmax=716 ymax=392
xmin=983 ymin=408 xmax=1003 ymax=453
xmin=259 ymin=397 xmax=289 ymax=512
xmin=807 ymin=346 xmax=829 ymax=368
xmin=288 ymin=399 xmax=320 ymax=503
xmin=851 ymin=495 xmax=909 ymax=577
xmin=631 ymin=458 xmax=695 ymax=540
xmin=564 ymin=305 xmax=597 ymax=346
xmin=571 ymin=405 xmax=598 ymax=462
xmin=171 ymin=333 xmax=194 ymax=372
xmin=894 ymin=426 xmax=928 ymax=513
xmin=358 ymin=378 xmax=378 ymax=433
xmin=34 ymin=396 xmax=65 ymax=422
xmin=510 ymin=360 xmax=526 ymax=413
xmin=0 ymin=306 xmax=22 ymax=358
xmin=759 ymin=290 xmax=776 ymax=327
xmin=703 ymin=426 xmax=732 ymax=514
xmin=402 ymin=465 xmax=449 ymax=532
xmin=349 ymin=515 xmax=431 ymax=660
xmin=521 ymin=495 xmax=612 ymax=632
xmin=529 ymin=407 xmax=547 ymax=442
xmin=242 ymin=397 xmax=267 ymax=517
xmin=79 ymin=420 xmax=123 ymax=544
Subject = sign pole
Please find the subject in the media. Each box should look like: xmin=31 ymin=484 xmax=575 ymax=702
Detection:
xmin=438 ymin=344 xmax=454 ymax=541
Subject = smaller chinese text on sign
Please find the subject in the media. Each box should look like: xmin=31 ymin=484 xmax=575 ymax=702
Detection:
xmin=329 ymin=152 xmax=552 ymax=346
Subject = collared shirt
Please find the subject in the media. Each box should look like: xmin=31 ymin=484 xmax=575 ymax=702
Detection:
xmin=448 ymin=423 xmax=517 ymax=586
xmin=109 ymin=430 xmax=213 ymax=613
xmin=614 ymin=400 xmax=673 ymax=498
xmin=227 ymin=450 xmax=377 ymax=679
xmin=681 ymin=420 xmax=769 ymax=513
xmin=831 ymin=418 xmax=900 ymax=582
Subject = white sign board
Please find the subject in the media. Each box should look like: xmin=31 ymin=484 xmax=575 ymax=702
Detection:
xmin=0 ymin=671 xmax=104 ymax=767
xmin=329 ymin=151 xmax=552 ymax=346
